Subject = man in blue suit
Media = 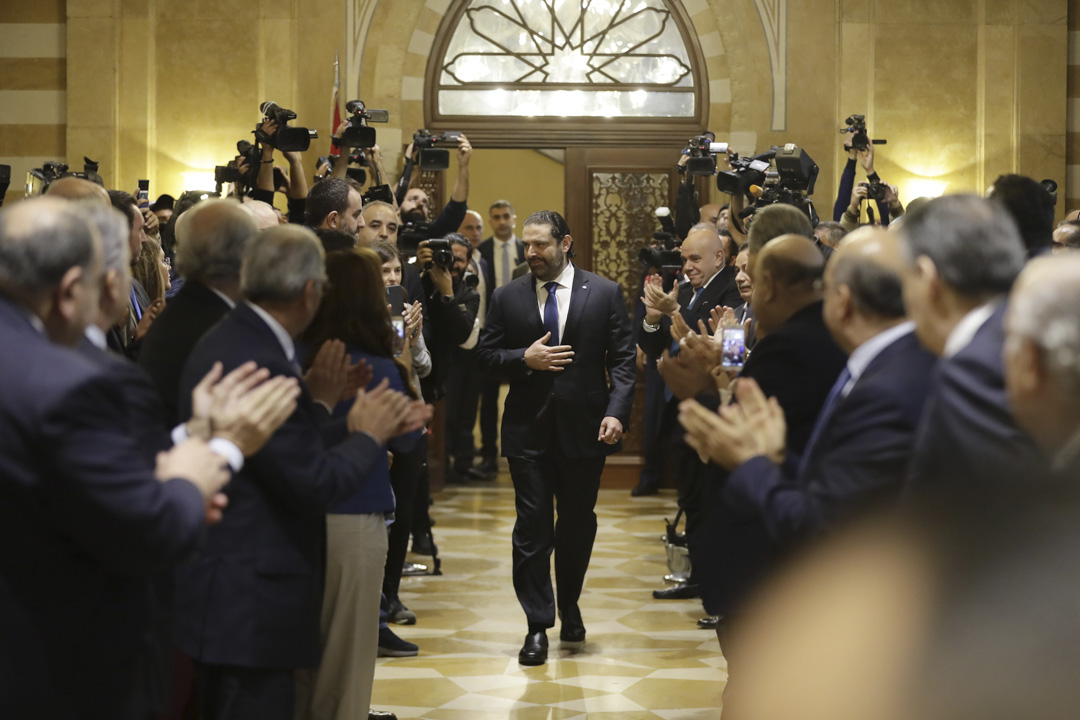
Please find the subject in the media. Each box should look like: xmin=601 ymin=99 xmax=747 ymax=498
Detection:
xmin=0 ymin=198 xmax=233 ymax=719
xmin=477 ymin=210 xmax=636 ymax=665
xmin=896 ymin=195 xmax=1046 ymax=492
xmin=681 ymin=230 xmax=936 ymax=542
xmin=175 ymin=225 xmax=429 ymax=719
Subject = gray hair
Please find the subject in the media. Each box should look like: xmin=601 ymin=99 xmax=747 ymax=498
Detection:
xmin=175 ymin=199 xmax=258 ymax=282
xmin=899 ymin=194 xmax=1025 ymax=299
xmin=831 ymin=251 xmax=906 ymax=319
xmin=747 ymin=204 xmax=813 ymax=256
xmin=81 ymin=203 xmax=130 ymax=274
xmin=241 ymin=225 xmax=325 ymax=304
xmin=0 ymin=197 xmax=98 ymax=299
xmin=1008 ymin=256 xmax=1080 ymax=396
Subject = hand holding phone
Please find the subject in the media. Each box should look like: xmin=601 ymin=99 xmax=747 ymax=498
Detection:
xmin=720 ymin=326 xmax=747 ymax=369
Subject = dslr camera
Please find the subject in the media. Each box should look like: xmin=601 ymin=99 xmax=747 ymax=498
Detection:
xmin=840 ymin=114 xmax=886 ymax=153
xmin=412 ymin=129 xmax=463 ymax=172
xmin=858 ymin=179 xmax=888 ymax=202
xmin=683 ymin=133 xmax=730 ymax=177
xmin=25 ymin=157 xmax=103 ymax=197
xmin=214 ymin=139 xmax=268 ymax=193
xmin=423 ymin=238 xmax=455 ymax=271
xmin=256 ymin=101 xmax=318 ymax=152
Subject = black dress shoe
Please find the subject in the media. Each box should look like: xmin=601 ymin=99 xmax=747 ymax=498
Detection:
xmin=652 ymin=582 xmax=700 ymax=600
xmin=631 ymin=479 xmax=659 ymax=497
xmin=697 ymin=615 xmax=720 ymax=630
xmin=559 ymin=606 xmax=586 ymax=643
xmin=369 ymin=711 xmax=397 ymax=720
xmin=470 ymin=458 xmax=498 ymax=479
xmin=518 ymin=630 xmax=548 ymax=666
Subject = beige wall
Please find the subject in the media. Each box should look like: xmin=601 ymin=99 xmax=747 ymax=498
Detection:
xmin=48 ymin=0 xmax=1071 ymax=222
xmin=444 ymin=149 xmax=565 ymax=238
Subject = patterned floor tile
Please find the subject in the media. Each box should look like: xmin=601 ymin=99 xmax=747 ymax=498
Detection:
xmin=371 ymin=484 xmax=723 ymax=719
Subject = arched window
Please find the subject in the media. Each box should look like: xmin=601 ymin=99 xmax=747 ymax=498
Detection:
xmin=425 ymin=0 xmax=708 ymax=146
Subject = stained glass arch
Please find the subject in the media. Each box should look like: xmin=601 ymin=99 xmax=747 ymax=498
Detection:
xmin=424 ymin=0 xmax=709 ymax=146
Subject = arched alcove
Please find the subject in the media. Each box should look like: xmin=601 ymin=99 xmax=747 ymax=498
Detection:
xmin=423 ymin=0 xmax=711 ymax=146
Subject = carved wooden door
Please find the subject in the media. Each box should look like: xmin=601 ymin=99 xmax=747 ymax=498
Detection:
xmin=564 ymin=147 xmax=683 ymax=484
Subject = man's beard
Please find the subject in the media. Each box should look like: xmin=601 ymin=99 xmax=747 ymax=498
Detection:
xmin=528 ymin=252 xmax=565 ymax=282
xmin=401 ymin=207 xmax=427 ymax=225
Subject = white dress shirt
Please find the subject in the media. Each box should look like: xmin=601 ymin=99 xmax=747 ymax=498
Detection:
xmin=535 ymin=262 xmax=575 ymax=343
xmin=493 ymin=235 xmax=517 ymax=289
xmin=642 ymin=267 xmax=724 ymax=333
xmin=943 ymin=300 xmax=999 ymax=358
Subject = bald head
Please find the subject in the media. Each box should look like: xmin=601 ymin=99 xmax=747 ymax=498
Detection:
xmin=458 ymin=209 xmax=484 ymax=249
xmin=680 ymin=223 xmax=726 ymax=288
xmin=241 ymin=198 xmax=279 ymax=230
xmin=823 ymin=229 xmax=908 ymax=353
xmin=752 ymin=234 xmax=825 ymax=336
xmin=175 ymin=199 xmax=258 ymax=284
xmin=45 ymin=177 xmax=109 ymax=206
xmin=699 ymin=203 xmax=722 ymax=226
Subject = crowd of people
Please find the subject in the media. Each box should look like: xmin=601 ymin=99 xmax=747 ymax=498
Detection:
xmin=4 ymin=111 xmax=1080 ymax=720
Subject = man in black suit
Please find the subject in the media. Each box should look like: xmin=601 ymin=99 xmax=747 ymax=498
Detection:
xmin=475 ymin=199 xmax=526 ymax=476
xmin=637 ymin=223 xmax=742 ymax=599
xmin=898 ymin=195 xmax=1046 ymax=492
xmin=140 ymin=199 xmax=259 ymax=425
xmin=681 ymin=230 xmax=936 ymax=543
xmin=1004 ymin=255 xmax=1080 ymax=480
xmin=0 ymin=198 xmax=233 ymax=719
xmin=477 ymin=210 xmax=635 ymax=665
xmin=175 ymin=225 xmax=428 ymax=719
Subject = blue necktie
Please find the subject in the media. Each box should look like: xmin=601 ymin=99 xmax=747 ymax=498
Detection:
xmin=543 ymin=281 xmax=560 ymax=345
xmin=686 ymin=287 xmax=704 ymax=309
xmin=797 ymin=367 xmax=852 ymax=479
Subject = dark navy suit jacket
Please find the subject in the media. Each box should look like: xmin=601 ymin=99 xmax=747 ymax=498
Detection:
xmin=139 ymin=280 xmax=232 ymax=426
xmin=477 ymin=266 xmax=636 ymax=458
xmin=173 ymin=303 xmax=384 ymax=668
xmin=0 ymin=298 xmax=206 ymax=719
xmin=697 ymin=301 xmax=848 ymax=617
xmin=478 ymin=235 xmax=525 ymax=304
xmin=638 ymin=268 xmax=743 ymax=363
xmin=726 ymin=330 xmax=937 ymax=544
xmin=907 ymin=302 xmax=1047 ymax=493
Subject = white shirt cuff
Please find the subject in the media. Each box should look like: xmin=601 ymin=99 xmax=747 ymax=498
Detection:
xmin=171 ymin=423 xmax=244 ymax=472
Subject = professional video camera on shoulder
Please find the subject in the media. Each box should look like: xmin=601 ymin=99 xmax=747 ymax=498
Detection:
xmin=256 ymin=101 xmax=318 ymax=152
xmin=840 ymin=114 xmax=886 ymax=153
xmin=399 ymin=221 xmax=434 ymax=258
xmin=412 ymin=129 xmax=463 ymax=172
xmin=716 ymin=147 xmax=776 ymax=197
xmin=754 ymin=143 xmax=821 ymax=225
xmin=25 ymin=157 xmax=104 ymax=197
xmin=639 ymin=207 xmax=684 ymax=292
xmin=683 ymin=133 xmax=730 ymax=177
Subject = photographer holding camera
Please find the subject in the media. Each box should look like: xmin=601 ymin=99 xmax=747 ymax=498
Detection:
xmin=396 ymin=132 xmax=473 ymax=240
xmin=832 ymin=116 xmax=903 ymax=228
xmin=254 ymin=116 xmax=309 ymax=224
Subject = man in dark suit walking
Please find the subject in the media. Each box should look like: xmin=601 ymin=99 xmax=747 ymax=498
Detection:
xmin=477 ymin=210 xmax=636 ymax=665
xmin=175 ymin=225 xmax=429 ymax=719
xmin=475 ymin=200 xmax=526 ymax=476
xmin=897 ymin=195 xmax=1046 ymax=492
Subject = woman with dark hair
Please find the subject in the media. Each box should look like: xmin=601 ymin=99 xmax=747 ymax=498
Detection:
xmin=295 ymin=248 xmax=423 ymax=720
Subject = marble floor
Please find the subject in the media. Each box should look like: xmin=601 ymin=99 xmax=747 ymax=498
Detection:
xmin=372 ymin=483 xmax=726 ymax=719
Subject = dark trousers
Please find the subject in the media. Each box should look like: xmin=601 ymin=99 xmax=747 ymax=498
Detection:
xmin=638 ymin=359 xmax=667 ymax=486
xmin=662 ymin=400 xmax=707 ymax=581
xmin=507 ymin=453 xmax=606 ymax=630
xmin=195 ymin=664 xmax=293 ymax=720
xmin=410 ymin=445 xmax=432 ymax=541
xmin=445 ymin=348 xmax=482 ymax=470
xmin=384 ymin=435 xmax=425 ymax=599
xmin=479 ymin=376 xmax=501 ymax=460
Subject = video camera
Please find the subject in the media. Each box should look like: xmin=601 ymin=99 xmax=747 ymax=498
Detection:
xmin=639 ymin=207 xmax=684 ymax=292
xmin=340 ymin=100 xmax=389 ymax=148
xmin=214 ymin=139 xmax=264 ymax=194
xmin=840 ymin=114 xmax=886 ymax=153
xmin=683 ymin=134 xmax=730 ymax=177
xmin=746 ymin=144 xmax=821 ymax=226
xmin=716 ymin=148 xmax=776 ymax=197
xmin=413 ymin=129 xmax=463 ymax=172
xmin=256 ymin=101 xmax=318 ymax=153
xmin=398 ymin=221 xmax=434 ymax=257
xmin=24 ymin=157 xmax=104 ymax=197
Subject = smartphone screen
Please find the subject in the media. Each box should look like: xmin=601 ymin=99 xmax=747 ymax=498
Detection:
xmin=721 ymin=326 xmax=747 ymax=369
xmin=386 ymin=285 xmax=405 ymax=317
xmin=391 ymin=317 xmax=405 ymax=357
xmin=137 ymin=179 xmax=149 ymax=205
